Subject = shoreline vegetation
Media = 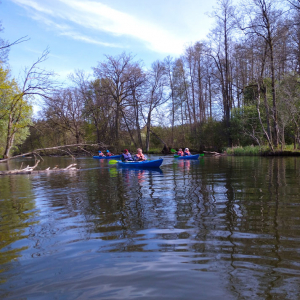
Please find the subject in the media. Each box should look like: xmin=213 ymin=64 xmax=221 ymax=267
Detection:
xmin=225 ymin=145 xmax=300 ymax=156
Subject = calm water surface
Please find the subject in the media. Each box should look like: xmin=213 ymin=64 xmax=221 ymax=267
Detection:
xmin=0 ymin=155 xmax=300 ymax=299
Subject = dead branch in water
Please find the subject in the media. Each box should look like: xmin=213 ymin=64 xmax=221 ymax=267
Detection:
xmin=0 ymin=160 xmax=79 ymax=175
xmin=203 ymin=151 xmax=225 ymax=156
xmin=0 ymin=142 xmax=108 ymax=163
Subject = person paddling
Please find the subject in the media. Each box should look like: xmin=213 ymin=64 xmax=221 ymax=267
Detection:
xmin=106 ymin=150 xmax=114 ymax=157
xmin=134 ymin=148 xmax=147 ymax=161
xmin=122 ymin=149 xmax=133 ymax=162
xmin=177 ymin=148 xmax=184 ymax=156
xmin=98 ymin=150 xmax=105 ymax=157
xmin=184 ymin=148 xmax=191 ymax=156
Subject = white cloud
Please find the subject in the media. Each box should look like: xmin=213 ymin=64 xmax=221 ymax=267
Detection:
xmin=11 ymin=0 xmax=53 ymax=14
xmin=59 ymin=31 xmax=121 ymax=48
xmin=11 ymin=0 xmax=185 ymax=54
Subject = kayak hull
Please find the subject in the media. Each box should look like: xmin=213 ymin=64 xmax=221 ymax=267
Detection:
xmin=117 ymin=159 xmax=163 ymax=168
xmin=175 ymin=154 xmax=200 ymax=160
xmin=93 ymin=155 xmax=122 ymax=159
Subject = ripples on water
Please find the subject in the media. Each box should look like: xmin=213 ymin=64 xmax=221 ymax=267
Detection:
xmin=0 ymin=156 xmax=300 ymax=299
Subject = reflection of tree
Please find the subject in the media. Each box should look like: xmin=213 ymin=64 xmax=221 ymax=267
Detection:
xmin=212 ymin=157 xmax=300 ymax=299
xmin=79 ymin=167 xmax=165 ymax=250
xmin=0 ymin=175 xmax=37 ymax=283
xmin=163 ymin=156 xmax=300 ymax=298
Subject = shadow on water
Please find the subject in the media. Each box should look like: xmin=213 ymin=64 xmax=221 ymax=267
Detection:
xmin=0 ymin=156 xmax=300 ymax=299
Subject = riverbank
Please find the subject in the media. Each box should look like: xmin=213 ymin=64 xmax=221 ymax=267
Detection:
xmin=225 ymin=145 xmax=300 ymax=156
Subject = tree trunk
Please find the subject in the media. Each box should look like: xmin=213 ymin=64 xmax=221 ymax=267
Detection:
xmin=115 ymin=100 xmax=120 ymax=148
xmin=257 ymin=82 xmax=274 ymax=152
xmin=3 ymin=117 xmax=14 ymax=158
xmin=121 ymin=109 xmax=137 ymax=148
xmin=270 ymin=50 xmax=279 ymax=148
xmin=263 ymin=86 xmax=272 ymax=145
xmin=133 ymin=91 xmax=143 ymax=148
xmin=145 ymin=111 xmax=151 ymax=152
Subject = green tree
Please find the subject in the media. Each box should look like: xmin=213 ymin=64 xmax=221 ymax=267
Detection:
xmin=0 ymin=65 xmax=32 ymax=158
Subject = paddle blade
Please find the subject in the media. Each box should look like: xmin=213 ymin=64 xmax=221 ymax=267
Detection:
xmin=200 ymin=153 xmax=204 ymax=156
xmin=174 ymin=155 xmax=179 ymax=158
xmin=108 ymin=160 xmax=119 ymax=164
xmin=170 ymin=149 xmax=177 ymax=153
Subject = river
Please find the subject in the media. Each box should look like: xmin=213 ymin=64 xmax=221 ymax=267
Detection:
xmin=0 ymin=155 xmax=300 ymax=299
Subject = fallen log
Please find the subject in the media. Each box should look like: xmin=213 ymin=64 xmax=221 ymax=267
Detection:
xmin=0 ymin=160 xmax=79 ymax=176
xmin=203 ymin=151 xmax=225 ymax=156
xmin=0 ymin=142 xmax=108 ymax=163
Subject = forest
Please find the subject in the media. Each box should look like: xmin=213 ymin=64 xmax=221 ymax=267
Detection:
xmin=1 ymin=0 xmax=300 ymax=158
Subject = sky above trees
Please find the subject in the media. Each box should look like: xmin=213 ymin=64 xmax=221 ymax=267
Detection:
xmin=1 ymin=0 xmax=221 ymax=82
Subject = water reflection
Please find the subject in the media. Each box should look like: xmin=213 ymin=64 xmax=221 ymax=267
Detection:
xmin=0 ymin=175 xmax=38 ymax=285
xmin=0 ymin=156 xmax=300 ymax=299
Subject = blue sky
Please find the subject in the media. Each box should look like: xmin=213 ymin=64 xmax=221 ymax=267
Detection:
xmin=1 ymin=0 xmax=219 ymax=83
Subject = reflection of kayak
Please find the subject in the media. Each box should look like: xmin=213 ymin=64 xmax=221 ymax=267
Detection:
xmin=174 ymin=154 xmax=200 ymax=160
xmin=121 ymin=168 xmax=163 ymax=175
xmin=117 ymin=159 xmax=163 ymax=168
xmin=93 ymin=155 xmax=122 ymax=159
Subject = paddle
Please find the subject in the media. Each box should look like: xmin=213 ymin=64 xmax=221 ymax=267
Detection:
xmin=170 ymin=148 xmax=177 ymax=153
xmin=174 ymin=155 xmax=179 ymax=158
xmin=108 ymin=159 xmax=120 ymax=165
xmin=200 ymin=153 xmax=204 ymax=156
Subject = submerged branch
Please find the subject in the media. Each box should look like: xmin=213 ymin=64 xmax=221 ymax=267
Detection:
xmin=0 ymin=161 xmax=79 ymax=176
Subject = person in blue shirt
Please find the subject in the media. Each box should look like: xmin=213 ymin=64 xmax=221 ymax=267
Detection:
xmin=184 ymin=148 xmax=191 ymax=156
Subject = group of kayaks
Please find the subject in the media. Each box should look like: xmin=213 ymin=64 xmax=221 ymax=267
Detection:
xmin=93 ymin=153 xmax=203 ymax=168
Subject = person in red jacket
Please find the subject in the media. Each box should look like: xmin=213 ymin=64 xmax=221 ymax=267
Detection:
xmin=106 ymin=150 xmax=114 ymax=156
xmin=98 ymin=150 xmax=105 ymax=157
xmin=177 ymin=148 xmax=184 ymax=156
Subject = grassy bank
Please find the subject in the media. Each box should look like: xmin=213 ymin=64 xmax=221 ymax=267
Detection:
xmin=226 ymin=145 xmax=300 ymax=156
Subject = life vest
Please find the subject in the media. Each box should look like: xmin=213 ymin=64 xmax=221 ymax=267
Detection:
xmin=135 ymin=153 xmax=145 ymax=161
xmin=122 ymin=153 xmax=133 ymax=161
xmin=106 ymin=152 xmax=112 ymax=156
xmin=184 ymin=151 xmax=191 ymax=156
xmin=177 ymin=150 xmax=184 ymax=156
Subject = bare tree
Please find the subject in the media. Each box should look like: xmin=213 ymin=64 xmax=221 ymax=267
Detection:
xmin=209 ymin=0 xmax=237 ymax=146
xmin=43 ymin=87 xmax=84 ymax=144
xmin=0 ymin=18 xmax=28 ymax=64
xmin=164 ymin=56 xmax=176 ymax=146
xmin=70 ymin=70 xmax=115 ymax=144
xmin=239 ymin=0 xmax=288 ymax=147
xmin=93 ymin=52 xmax=142 ymax=148
xmin=143 ymin=60 xmax=168 ymax=152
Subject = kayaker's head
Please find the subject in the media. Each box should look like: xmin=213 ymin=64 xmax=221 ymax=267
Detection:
xmin=137 ymin=148 xmax=142 ymax=153
xmin=185 ymin=148 xmax=189 ymax=152
xmin=98 ymin=150 xmax=102 ymax=153
xmin=106 ymin=150 xmax=109 ymax=153
xmin=123 ymin=149 xmax=129 ymax=153
xmin=179 ymin=148 xmax=182 ymax=151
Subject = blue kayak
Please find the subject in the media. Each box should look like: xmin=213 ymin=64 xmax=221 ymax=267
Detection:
xmin=174 ymin=154 xmax=200 ymax=160
xmin=117 ymin=159 xmax=163 ymax=168
xmin=93 ymin=154 xmax=122 ymax=159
